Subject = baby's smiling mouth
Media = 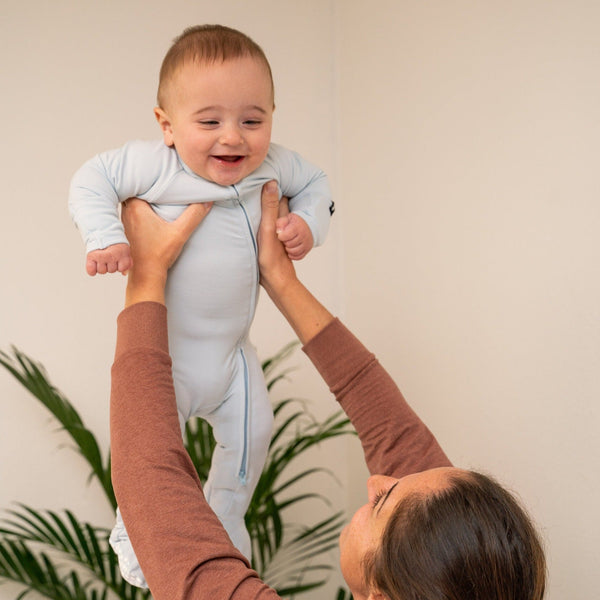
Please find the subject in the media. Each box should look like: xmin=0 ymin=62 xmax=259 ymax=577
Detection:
xmin=213 ymin=155 xmax=244 ymax=163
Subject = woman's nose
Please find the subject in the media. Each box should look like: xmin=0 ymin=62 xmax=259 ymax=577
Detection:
xmin=366 ymin=475 xmax=383 ymax=498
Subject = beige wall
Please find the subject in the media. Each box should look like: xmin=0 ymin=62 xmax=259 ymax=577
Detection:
xmin=1 ymin=1 xmax=598 ymax=598
xmin=337 ymin=2 xmax=600 ymax=598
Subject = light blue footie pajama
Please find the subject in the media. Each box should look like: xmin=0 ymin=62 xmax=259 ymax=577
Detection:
xmin=69 ymin=140 xmax=333 ymax=588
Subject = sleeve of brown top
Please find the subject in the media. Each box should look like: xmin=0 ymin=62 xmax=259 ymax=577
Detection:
xmin=302 ymin=318 xmax=451 ymax=477
xmin=111 ymin=301 xmax=281 ymax=600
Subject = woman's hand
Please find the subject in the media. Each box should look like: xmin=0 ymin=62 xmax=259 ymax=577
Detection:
xmin=257 ymin=181 xmax=334 ymax=344
xmin=257 ymin=181 xmax=299 ymax=297
xmin=121 ymin=199 xmax=213 ymax=307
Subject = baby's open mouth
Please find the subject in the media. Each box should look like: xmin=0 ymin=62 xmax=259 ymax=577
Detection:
xmin=214 ymin=155 xmax=243 ymax=163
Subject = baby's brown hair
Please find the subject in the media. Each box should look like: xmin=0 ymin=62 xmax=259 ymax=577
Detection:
xmin=157 ymin=24 xmax=274 ymax=109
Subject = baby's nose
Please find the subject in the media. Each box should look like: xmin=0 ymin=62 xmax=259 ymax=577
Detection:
xmin=219 ymin=126 xmax=244 ymax=146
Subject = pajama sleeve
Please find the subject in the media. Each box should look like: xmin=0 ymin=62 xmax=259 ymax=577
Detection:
xmin=265 ymin=143 xmax=333 ymax=247
xmin=302 ymin=318 xmax=452 ymax=477
xmin=68 ymin=141 xmax=179 ymax=253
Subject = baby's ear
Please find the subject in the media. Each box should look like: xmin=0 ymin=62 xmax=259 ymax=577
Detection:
xmin=154 ymin=107 xmax=174 ymax=146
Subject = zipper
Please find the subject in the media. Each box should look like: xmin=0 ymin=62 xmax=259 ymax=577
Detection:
xmin=238 ymin=347 xmax=250 ymax=485
xmin=230 ymin=185 xmax=255 ymax=485
xmin=231 ymin=185 xmax=259 ymax=346
xmin=232 ymin=184 xmax=258 ymax=258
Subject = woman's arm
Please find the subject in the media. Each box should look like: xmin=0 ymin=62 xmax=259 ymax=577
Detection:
xmin=258 ymin=182 xmax=335 ymax=344
xmin=301 ymin=319 xmax=451 ymax=477
xmin=258 ymin=182 xmax=451 ymax=477
xmin=112 ymin=187 xmax=449 ymax=598
xmin=112 ymin=199 xmax=279 ymax=599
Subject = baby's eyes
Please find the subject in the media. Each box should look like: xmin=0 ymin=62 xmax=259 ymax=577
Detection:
xmin=197 ymin=120 xmax=263 ymax=127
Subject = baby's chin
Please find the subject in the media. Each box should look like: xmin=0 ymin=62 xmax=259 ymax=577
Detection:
xmin=204 ymin=156 xmax=258 ymax=187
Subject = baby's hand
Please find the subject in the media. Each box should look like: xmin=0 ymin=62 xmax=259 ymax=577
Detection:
xmin=86 ymin=243 xmax=132 ymax=276
xmin=275 ymin=213 xmax=314 ymax=261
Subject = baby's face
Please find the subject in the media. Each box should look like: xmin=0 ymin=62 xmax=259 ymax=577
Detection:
xmin=156 ymin=57 xmax=274 ymax=186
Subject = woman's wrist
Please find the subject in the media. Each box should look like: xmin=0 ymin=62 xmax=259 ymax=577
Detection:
xmin=125 ymin=266 xmax=168 ymax=307
xmin=260 ymin=265 xmax=297 ymax=303
xmin=263 ymin=274 xmax=334 ymax=345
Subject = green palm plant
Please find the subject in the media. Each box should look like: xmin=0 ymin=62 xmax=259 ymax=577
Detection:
xmin=0 ymin=343 xmax=355 ymax=599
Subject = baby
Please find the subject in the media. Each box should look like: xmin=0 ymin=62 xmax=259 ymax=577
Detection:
xmin=69 ymin=25 xmax=333 ymax=588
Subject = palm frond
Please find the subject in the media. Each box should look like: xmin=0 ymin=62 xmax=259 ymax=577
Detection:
xmin=260 ymin=512 xmax=347 ymax=595
xmin=261 ymin=340 xmax=300 ymax=383
xmin=245 ymin=395 xmax=354 ymax=586
xmin=0 ymin=505 xmax=151 ymax=600
xmin=183 ymin=418 xmax=215 ymax=483
xmin=1 ymin=342 xmax=356 ymax=599
xmin=0 ymin=348 xmax=114 ymax=509
xmin=0 ymin=537 xmax=96 ymax=600
xmin=336 ymin=587 xmax=354 ymax=600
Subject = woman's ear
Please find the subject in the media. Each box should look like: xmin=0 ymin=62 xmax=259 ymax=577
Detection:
xmin=154 ymin=107 xmax=174 ymax=146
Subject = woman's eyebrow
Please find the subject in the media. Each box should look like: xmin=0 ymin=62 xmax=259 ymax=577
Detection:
xmin=377 ymin=481 xmax=399 ymax=516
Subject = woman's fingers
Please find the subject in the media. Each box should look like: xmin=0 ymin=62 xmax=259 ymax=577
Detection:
xmin=173 ymin=202 xmax=213 ymax=238
xmin=122 ymin=198 xmax=214 ymax=277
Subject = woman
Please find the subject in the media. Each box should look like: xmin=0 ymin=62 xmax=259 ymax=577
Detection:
xmin=110 ymin=182 xmax=546 ymax=599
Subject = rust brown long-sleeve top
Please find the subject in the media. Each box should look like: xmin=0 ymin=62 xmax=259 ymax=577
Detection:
xmin=111 ymin=302 xmax=451 ymax=599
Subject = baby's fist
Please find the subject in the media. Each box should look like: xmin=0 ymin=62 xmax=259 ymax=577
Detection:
xmin=86 ymin=243 xmax=132 ymax=276
xmin=275 ymin=213 xmax=314 ymax=261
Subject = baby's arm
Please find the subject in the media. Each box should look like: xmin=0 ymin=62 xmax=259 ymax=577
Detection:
xmin=69 ymin=141 xmax=170 ymax=275
xmin=268 ymin=144 xmax=334 ymax=255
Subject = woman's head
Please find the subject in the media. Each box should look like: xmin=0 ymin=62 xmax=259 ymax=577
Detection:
xmin=342 ymin=468 xmax=546 ymax=600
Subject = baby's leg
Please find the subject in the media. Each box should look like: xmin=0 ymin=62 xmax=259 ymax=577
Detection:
xmin=109 ymin=508 xmax=148 ymax=588
xmin=109 ymin=411 xmax=187 ymax=589
xmin=202 ymin=343 xmax=273 ymax=558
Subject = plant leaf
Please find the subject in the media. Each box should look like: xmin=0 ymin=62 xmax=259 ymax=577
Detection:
xmin=2 ymin=342 xmax=356 ymax=599
xmin=0 ymin=505 xmax=151 ymax=600
xmin=0 ymin=349 xmax=114 ymax=509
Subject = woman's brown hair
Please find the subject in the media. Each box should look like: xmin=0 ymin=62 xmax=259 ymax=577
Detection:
xmin=365 ymin=470 xmax=546 ymax=600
